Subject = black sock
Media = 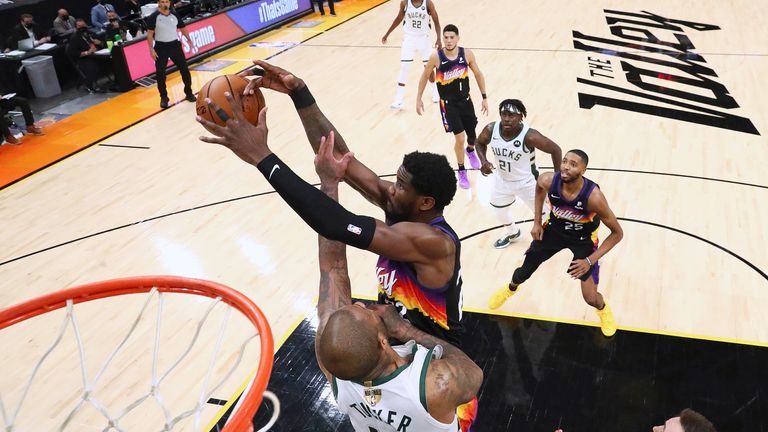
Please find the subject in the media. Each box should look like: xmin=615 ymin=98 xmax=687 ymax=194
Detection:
xmin=458 ymin=164 xmax=465 ymax=171
xmin=466 ymin=146 xmax=475 ymax=153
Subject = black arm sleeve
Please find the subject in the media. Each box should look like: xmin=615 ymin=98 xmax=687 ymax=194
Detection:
xmin=256 ymin=153 xmax=376 ymax=250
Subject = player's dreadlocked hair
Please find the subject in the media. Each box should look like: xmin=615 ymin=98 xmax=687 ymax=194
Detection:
xmin=499 ymin=99 xmax=527 ymax=117
xmin=402 ymin=151 xmax=457 ymax=212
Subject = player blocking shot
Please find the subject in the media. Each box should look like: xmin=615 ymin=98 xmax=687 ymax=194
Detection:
xmin=475 ymin=99 xmax=562 ymax=248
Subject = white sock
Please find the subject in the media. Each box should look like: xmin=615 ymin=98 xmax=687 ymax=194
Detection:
xmin=493 ymin=205 xmax=518 ymax=235
xmin=395 ymin=85 xmax=406 ymax=103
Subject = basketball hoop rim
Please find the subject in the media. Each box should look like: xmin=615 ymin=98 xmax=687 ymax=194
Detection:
xmin=0 ymin=275 xmax=274 ymax=432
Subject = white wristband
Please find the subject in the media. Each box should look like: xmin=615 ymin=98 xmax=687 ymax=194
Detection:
xmin=585 ymin=257 xmax=593 ymax=266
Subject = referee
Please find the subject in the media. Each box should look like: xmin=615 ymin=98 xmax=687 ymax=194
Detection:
xmin=146 ymin=0 xmax=196 ymax=108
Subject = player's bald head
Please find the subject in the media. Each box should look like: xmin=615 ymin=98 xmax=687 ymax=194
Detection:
xmin=318 ymin=306 xmax=385 ymax=381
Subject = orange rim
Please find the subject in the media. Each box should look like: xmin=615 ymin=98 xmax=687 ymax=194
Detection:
xmin=0 ymin=275 xmax=273 ymax=431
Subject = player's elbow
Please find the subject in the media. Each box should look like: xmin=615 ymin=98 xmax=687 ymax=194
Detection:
xmin=611 ymin=224 xmax=624 ymax=242
xmin=465 ymin=362 xmax=483 ymax=398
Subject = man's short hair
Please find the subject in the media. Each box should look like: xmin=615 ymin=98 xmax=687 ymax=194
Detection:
xmin=21 ymin=13 xmax=33 ymax=20
xmin=402 ymin=151 xmax=457 ymax=212
xmin=567 ymin=149 xmax=589 ymax=167
xmin=75 ymin=18 xmax=87 ymax=24
xmin=443 ymin=24 xmax=459 ymax=35
xmin=680 ymin=409 xmax=717 ymax=432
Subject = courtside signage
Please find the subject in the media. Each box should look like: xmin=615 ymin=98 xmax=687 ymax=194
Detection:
xmin=123 ymin=0 xmax=312 ymax=81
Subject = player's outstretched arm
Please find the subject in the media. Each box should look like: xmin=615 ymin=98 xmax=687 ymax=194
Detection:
xmin=240 ymin=60 xmax=392 ymax=209
xmin=369 ymin=304 xmax=482 ymax=422
xmin=314 ymin=200 xmax=352 ymax=380
xmin=382 ymin=0 xmax=406 ymax=44
xmin=475 ymin=122 xmax=495 ymax=176
xmin=526 ymin=129 xmax=563 ymax=172
xmin=465 ymin=48 xmax=488 ymax=115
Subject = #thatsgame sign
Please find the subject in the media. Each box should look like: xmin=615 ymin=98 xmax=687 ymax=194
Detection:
xmin=122 ymin=0 xmax=312 ymax=81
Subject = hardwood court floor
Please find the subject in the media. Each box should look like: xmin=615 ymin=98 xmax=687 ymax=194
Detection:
xmin=1 ymin=0 xmax=767 ymax=430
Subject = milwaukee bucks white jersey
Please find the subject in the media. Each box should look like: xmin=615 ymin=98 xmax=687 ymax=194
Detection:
xmin=489 ymin=121 xmax=538 ymax=183
xmin=403 ymin=0 xmax=430 ymax=37
xmin=332 ymin=342 xmax=459 ymax=432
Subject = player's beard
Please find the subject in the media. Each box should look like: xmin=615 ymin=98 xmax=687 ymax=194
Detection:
xmin=384 ymin=210 xmax=408 ymax=224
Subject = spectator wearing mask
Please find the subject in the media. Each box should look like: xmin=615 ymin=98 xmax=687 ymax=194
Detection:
xmin=53 ymin=9 xmax=77 ymax=42
xmin=66 ymin=19 xmax=106 ymax=93
xmin=90 ymin=0 xmax=117 ymax=32
xmin=105 ymin=10 xmax=140 ymax=42
xmin=10 ymin=14 xmax=51 ymax=50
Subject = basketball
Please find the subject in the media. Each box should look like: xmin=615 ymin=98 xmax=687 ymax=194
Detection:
xmin=196 ymin=74 xmax=266 ymax=133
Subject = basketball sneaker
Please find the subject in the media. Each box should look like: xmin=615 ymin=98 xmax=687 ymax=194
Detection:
xmin=493 ymin=228 xmax=522 ymax=249
xmin=457 ymin=170 xmax=470 ymax=189
xmin=389 ymin=101 xmax=403 ymax=110
xmin=489 ymin=283 xmax=518 ymax=309
xmin=596 ymin=301 xmax=617 ymax=337
xmin=160 ymin=97 xmax=170 ymax=109
xmin=185 ymin=92 xmax=197 ymax=102
xmin=465 ymin=148 xmax=481 ymax=169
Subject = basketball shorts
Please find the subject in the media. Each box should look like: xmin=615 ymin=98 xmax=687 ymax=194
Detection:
xmin=439 ymin=97 xmax=478 ymax=135
xmin=400 ymin=34 xmax=432 ymax=62
xmin=490 ymin=174 xmax=541 ymax=212
xmin=524 ymin=226 xmax=600 ymax=283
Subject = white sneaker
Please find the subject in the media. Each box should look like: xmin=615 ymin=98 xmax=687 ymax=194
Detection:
xmin=389 ymin=101 xmax=403 ymax=110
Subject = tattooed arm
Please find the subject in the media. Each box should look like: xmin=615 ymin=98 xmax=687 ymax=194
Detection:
xmin=369 ymin=304 xmax=482 ymax=422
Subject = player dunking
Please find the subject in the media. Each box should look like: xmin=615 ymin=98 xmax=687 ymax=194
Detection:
xmin=204 ymin=59 xmax=479 ymax=430
xmin=381 ymin=0 xmax=441 ymax=109
xmin=417 ymin=24 xmax=488 ymax=190
xmin=475 ymin=99 xmax=562 ymax=248
xmin=488 ymin=150 xmax=623 ymax=337
xmin=313 ymin=139 xmax=482 ymax=432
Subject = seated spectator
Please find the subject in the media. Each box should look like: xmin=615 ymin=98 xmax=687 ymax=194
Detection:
xmin=66 ymin=19 xmax=106 ymax=93
xmin=1 ymin=93 xmax=45 ymax=145
xmin=124 ymin=0 xmax=142 ymax=16
xmin=104 ymin=10 xmax=140 ymax=42
xmin=90 ymin=0 xmax=117 ymax=33
xmin=52 ymin=9 xmax=77 ymax=43
xmin=9 ymin=14 xmax=51 ymax=50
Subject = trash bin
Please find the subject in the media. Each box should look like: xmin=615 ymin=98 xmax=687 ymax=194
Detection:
xmin=21 ymin=55 xmax=61 ymax=98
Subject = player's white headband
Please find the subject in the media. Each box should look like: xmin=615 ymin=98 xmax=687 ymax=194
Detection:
xmin=500 ymin=103 xmax=521 ymax=114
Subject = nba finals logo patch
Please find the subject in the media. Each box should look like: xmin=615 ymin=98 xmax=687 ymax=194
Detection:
xmin=572 ymin=10 xmax=760 ymax=135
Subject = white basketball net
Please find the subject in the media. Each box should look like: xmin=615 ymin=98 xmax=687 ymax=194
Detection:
xmin=0 ymin=288 xmax=277 ymax=432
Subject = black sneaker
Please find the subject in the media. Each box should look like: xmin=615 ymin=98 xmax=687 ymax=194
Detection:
xmin=185 ymin=93 xmax=197 ymax=102
xmin=493 ymin=228 xmax=522 ymax=249
xmin=160 ymin=98 xmax=169 ymax=109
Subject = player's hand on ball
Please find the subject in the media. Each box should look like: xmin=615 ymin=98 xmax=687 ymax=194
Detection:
xmin=480 ymin=161 xmax=495 ymax=176
xmin=240 ymin=60 xmax=305 ymax=96
xmin=530 ymin=223 xmax=543 ymax=241
xmin=567 ymin=259 xmax=591 ymax=279
xmin=197 ymin=92 xmax=271 ymax=166
xmin=314 ymin=131 xmax=354 ymax=185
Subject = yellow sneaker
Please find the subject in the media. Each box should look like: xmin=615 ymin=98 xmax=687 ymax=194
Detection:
xmin=489 ymin=284 xmax=518 ymax=309
xmin=596 ymin=301 xmax=617 ymax=337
